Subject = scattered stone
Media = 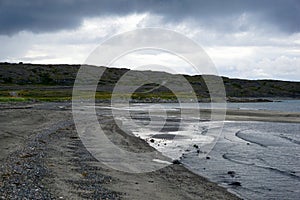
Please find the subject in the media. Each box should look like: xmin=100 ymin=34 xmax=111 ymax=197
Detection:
xmin=19 ymin=153 xmax=36 ymax=158
xmin=0 ymin=111 xmax=120 ymax=200
xmin=229 ymin=181 xmax=241 ymax=186
xmin=206 ymin=156 xmax=210 ymax=160
xmin=193 ymin=144 xmax=199 ymax=149
xmin=38 ymin=139 xmax=46 ymax=144
xmin=227 ymin=171 xmax=236 ymax=177
xmin=150 ymin=139 xmax=155 ymax=143
xmin=172 ymin=160 xmax=181 ymax=164
xmin=82 ymin=172 xmax=88 ymax=177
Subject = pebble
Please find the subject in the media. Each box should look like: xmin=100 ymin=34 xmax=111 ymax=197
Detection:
xmin=172 ymin=160 xmax=181 ymax=164
xmin=229 ymin=181 xmax=241 ymax=186
xmin=227 ymin=171 xmax=236 ymax=177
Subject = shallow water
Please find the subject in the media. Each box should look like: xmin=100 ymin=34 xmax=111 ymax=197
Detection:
xmin=132 ymin=100 xmax=300 ymax=113
xmin=118 ymin=101 xmax=300 ymax=199
xmin=183 ymin=121 xmax=300 ymax=200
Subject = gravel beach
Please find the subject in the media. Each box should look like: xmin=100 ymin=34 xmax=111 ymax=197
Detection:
xmin=3 ymin=101 xmax=296 ymax=199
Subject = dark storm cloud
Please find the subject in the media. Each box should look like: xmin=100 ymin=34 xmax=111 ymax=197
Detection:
xmin=0 ymin=0 xmax=299 ymax=35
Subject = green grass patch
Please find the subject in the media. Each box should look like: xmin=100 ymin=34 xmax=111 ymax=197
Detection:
xmin=0 ymin=89 xmax=198 ymax=102
xmin=0 ymin=97 xmax=28 ymax=102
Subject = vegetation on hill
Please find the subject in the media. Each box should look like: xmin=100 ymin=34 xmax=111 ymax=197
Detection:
xmin=0 ymin=62 xmax=299 ymax=102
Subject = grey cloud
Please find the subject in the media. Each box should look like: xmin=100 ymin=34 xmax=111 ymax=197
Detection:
xmin=0 ymin=0 xmax=299 ymax=35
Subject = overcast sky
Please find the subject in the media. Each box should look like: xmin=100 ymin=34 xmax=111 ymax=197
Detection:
xmin=1 ymin=0 xmax=300 ymax=81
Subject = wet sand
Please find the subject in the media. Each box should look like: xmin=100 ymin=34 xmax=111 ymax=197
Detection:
xmin=0 ymin=102 xmax=298 ymax=199
xmin=208 ymin=108 xmax=300 ymax=123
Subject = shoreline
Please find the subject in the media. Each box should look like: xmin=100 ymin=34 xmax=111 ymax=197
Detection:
xmin=1 ymin=102 xmax=299 ymax=199
xmin=0 ymin=102 xmax=240 ymax=199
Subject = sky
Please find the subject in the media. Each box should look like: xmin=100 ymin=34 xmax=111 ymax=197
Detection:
xmin=0 ymin=0 xmax=300 ymax=81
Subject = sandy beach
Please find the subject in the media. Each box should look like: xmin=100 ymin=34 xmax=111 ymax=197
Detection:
xmin=1 ymin=102 xmax=299 ymax=199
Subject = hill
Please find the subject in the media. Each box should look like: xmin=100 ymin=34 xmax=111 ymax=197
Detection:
xmin=0 ymin=62 xmax=299 ymax=102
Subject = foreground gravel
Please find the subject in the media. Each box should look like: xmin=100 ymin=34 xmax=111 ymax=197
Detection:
xmin=0 ymin=104 xmax=120 ymax=199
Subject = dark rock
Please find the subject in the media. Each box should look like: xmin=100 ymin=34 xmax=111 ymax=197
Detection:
xmin=227 ymin=171 xmax=236 ymax=177
xmin=19 ymin=153 xmax=36 ymax=158
xmin=229 ymin=181 xmax=241 ymax=186
xmin=149 ymin=139 xmax=155 ymax=143
xmin=172 ymin=160 xmax=181 ymax=164
xmin=193 ymin=144 xmax=199 ymax=149
xmin=206 ymin=156 xmax=210 ymax=160
xmin=38 ymin=139 xmax=46 ymax=144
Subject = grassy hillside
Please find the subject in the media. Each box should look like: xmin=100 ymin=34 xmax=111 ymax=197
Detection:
xmin=0 ymin=62 xmax=299 ymax=102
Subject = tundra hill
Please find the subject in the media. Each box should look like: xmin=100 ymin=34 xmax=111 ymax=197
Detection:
xmin=0 ymin=62 xmax=299 ymax=101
